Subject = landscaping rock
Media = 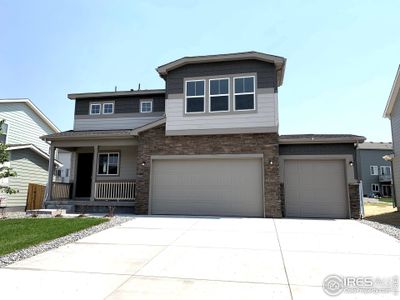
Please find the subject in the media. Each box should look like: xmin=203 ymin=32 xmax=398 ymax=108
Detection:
xmin=360 ymin=219 xmax=400 ymax=241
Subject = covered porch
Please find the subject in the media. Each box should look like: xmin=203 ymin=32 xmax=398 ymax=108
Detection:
xmin=42 ymin=130 xmax=138 ymax=213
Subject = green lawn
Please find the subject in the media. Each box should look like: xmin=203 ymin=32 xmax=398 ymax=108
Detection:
xmin=378 ymin=197 xmax=394 ymax=204
xmin=0 ymin=218 xmax=108 ymax=256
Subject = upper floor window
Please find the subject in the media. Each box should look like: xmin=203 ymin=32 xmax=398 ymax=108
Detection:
xmin=185 ymin=80 xmax=205 ymax=113
xmin=103 ymin=103 xmax=114 ymax=114
xmin=98 ymin=152 xmax=119 ymax=175
xmin=380 ymin=166 xmax=391 ymax=176
xmin=370 ymin=165 xmax=378 ymax=176
xmin=0 ymin=122 xmax=8 ymax=144
xmin=234 ymin=76 xmax=255 ymax=111
xmin=90 ymin=103 xmax=101 ymax=115
xmin=209 ymin=78 xmax=229 ymax=112
xmin=140 ymin=100 xmax=153 ymax=113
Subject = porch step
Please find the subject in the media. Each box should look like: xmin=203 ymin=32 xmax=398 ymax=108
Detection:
xmin=26 ymin=209 xmax=66 ymax=216
xmin=45 ymin=203 xmax=75 ymax=213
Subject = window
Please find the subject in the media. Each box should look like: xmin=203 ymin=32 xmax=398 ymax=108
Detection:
xmin=371 ymin=183 xmax=380 ymax=192
xmin=370 ymin=165 xmax=378 ymax=176
xmin=98 ymin=153 xmax=119 ymax=175
xmin=90 ymin=103 xmax=101 ymax=115
xmin=185 ymin=80 xmax=205 ymax=113
xmin=380 ymin=166 xmax=391 ymax=176
xmin=103 ymin=103 xmax=114 ymax=114
xmin=0 ymin=122 xmax=8 ymax=144
xmin=65 ymin=169 xmax=69 ymax=177
xmin=234 ymin=76 xmax=255 ymax=111
xmin=209 ymin=78 xmax=229 ymax=112
xmin=140 ymin=100 xmax=153 ymax=113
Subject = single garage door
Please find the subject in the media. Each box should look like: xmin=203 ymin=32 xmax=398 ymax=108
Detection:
xmin=284 ymin=160 xmax=348 ymax=218
xmin=150 ymin=157 xmax=263 ymax=217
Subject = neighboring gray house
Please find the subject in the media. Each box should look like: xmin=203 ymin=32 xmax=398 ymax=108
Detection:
xmin=356 ymin=142 xmax=393 ymax=197
xmin=42 ymin=51 xmax=365 ymax=218
xmin=0 ymin=99 xmax=65 ymax=211
xmin=384 ymin=65 xmax=400 ymax=209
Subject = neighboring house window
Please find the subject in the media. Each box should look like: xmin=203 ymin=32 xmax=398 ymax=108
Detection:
xmin=371 ymin=183 xmax=379 ymax=192
xmin=234 ymin=76 xmax=255 ymax=111
xmin=90 ymin=103 xmax=101 ymax=115
xmin=65 ymin=169 xmax=69 ymax=177
xmin=185 ymin=80 xmax=205 ymax=113
xmin=103 ymin=103 xmax=114 ymax=114
xmin=140 ymin=100 xmax=153 ymax=113
xmin=0 ymin=122 xmax=8 ymax=144
xmin=209 ymin=78 xmax=229 ymax=112
xmin=98 ymin=153 xmax=119 ymax=175
xmin=370 ymin=165 xmax=378 ymax=176
xmin=56 ymin=169 xmax=62 ymax=177
xmin=380 ymin=166 xmax=391 ymax=176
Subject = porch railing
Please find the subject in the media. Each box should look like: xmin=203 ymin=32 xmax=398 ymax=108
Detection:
xmin=52 ymin=182 xmax=72 ymax=200
xmin=94 ymin=181 xmax=135 ymax=201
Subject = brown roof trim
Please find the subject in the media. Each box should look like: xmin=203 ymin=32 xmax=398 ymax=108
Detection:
xmin=67 ymin=89 xmax=165 ymax=100
xmin=279 ymin=134 xmax=366 ymax=144
xmin=156 ymin=51 xmax=287 ymax=86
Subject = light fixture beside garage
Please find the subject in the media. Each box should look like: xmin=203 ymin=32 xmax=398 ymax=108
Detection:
xmin=268 ymin=159 xmax=274 ymax=165
xmin=349 ymin=161 xmax=354 ymax=167
xmin=141 ymin=161 xmax=146 ymax=166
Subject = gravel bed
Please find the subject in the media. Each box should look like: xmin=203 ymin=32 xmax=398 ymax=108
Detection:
xmin=360 ymin=219 xmax=400 ymax=241
xmin=0 ymin=215 xmax=133 ymax=268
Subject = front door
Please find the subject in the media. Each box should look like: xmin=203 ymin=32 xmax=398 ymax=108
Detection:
xmin=382 ymin=185 xmax=392 ymax=197
xmin=75 ymin=153 xmax=94 ymax=198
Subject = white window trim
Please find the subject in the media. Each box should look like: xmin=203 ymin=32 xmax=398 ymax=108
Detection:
xmin=0 ymin=121 xmax=9 ymax=144
xmin=185 ymin=79 xmax=206 ymax=114
xmin=140 ymin=100 xmax=153 ymax=113
xmin=90 ymin=103 xmax=101 ymax=115
xmin=371 ymin=183 xmax=380 ymax=192
xmin=102 ymin=102 xmax=114 ymax=114
xmin=97 ymin=152 xmax=120 ymax=176
xmin=380 ymin=166 xmax=391 ymax=175
xmin=209 ymin=78 xmax=230 ymax=113
xmin=370 ymin=165 xmax=378 ymax=176
xmin=233 ymin=75 xmax=256 ymax=112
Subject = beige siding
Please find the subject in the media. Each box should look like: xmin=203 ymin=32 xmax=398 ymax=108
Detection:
xmin=73 ymin=116 xmax=163 ymax=131
xmin=95 ymin=146 xmax=137 ymax=181
xmin=165 ymin=91 xmax=278 ymax=135
xmin=7 ymin=149 xmax=49 ymax=207
xmin=0 ymin=102 xmax=55 ymax=152
xmin=390 ymin=93 xmax=400 ymax=203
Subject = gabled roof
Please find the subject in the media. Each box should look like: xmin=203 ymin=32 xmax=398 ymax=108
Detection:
xmin=279 ymin=134 xmax=366 ymax=144
xmin=0 ymin=98 xmax=60 ymax=132
xmin=383 ymin=65 xmax=400 ymax=118
xmin=156 ymin=51 xmax=287 ymax=86
xmin=7 ymin=144 xmax=62 ymax=167
xmin=68 ymin=89 xmax=165 ymax=100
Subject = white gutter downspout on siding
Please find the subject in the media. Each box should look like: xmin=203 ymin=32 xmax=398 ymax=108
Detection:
xmin=359 ymin=180 xmax=364 ymax=218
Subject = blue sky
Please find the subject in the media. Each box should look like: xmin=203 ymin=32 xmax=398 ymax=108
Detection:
xmin=1 ymin=0 xmax=399 ymax=141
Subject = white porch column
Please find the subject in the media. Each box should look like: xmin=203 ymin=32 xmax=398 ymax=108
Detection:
xmin=45 ymin=145 xmax=56 ymax=202
xmin=90 ymin=145 xmax=99 ymax=201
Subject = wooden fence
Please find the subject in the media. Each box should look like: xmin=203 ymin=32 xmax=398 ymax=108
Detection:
xmin=26 ymin=183 xmax=46 ymax=210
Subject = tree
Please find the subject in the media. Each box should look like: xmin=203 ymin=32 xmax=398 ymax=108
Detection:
xmin=0 ymin=120 xmax=17 ymax=194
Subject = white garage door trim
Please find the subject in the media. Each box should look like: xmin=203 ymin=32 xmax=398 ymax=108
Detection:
xmin=149 ymin=154 xmax=265 ymax=217
xmin=280 ymin=155 xmax=354 ymax=219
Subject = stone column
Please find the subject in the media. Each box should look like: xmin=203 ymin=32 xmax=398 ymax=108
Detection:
xmin=90 ymin=145 xmax=99 ymax=201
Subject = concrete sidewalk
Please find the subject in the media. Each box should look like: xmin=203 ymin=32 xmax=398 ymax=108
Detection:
xmin=1 ymin=217 xmax=399 ymax=299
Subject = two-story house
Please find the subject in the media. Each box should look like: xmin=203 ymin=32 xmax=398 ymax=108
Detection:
xmin=0 ymin=99 xmax=66 ymax=211
xmin=356 ymin=142 xmax=393 ymax=197
xmin=42 ymin=51 xmax=365 ymax=218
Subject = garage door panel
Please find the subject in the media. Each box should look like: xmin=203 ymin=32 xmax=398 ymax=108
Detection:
xmin=284 ymin=160 xmax=348 ymax=218
xmin=151 ymin=158 xmax=263 ymax=217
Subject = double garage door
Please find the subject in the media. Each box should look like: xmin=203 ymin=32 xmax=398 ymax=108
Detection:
xmin=150 ymin=157 xmax=264 ymax=217
xmin=284 ymin=159 xmax=349 ymax=218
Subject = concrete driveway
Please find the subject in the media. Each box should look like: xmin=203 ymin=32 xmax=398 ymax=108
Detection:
xmin=1 ymin=217 xmax=399 ymax=299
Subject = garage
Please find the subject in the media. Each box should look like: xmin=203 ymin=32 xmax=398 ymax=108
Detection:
xmin=150 ymin=156 xmax=264 ymax=217
xmin=283 ymin=159 xmax=349 ymax=218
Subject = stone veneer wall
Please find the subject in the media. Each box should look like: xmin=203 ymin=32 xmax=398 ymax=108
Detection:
xmin=135 ymin=124 xmax=281 ymax=217
xmin=348 ymin=183 xmax=361 ymax=219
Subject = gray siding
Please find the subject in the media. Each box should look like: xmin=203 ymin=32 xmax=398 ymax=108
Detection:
xmin=390 ymin=93 xmax=400 ymax=204
xmin=356 ymin=149 xmax=392 ymax=196
xmin=165 ymin=60 xmax=277 ymax=95
xmin=279 ymin=143 xmax=358 ymax=179
xmin=7 ymin=149 xmax=49 ymax=207
xmin=74 ymin=95 xmax=165 ymax=115
xmin=73 ymin=115 xmax=163 ymax=131
xmin=0 ymin=102 xmax=56 ymax=152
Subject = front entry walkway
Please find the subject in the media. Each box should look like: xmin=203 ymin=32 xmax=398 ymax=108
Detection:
xmin=1 ymin=217 xmax=399 ymax=299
